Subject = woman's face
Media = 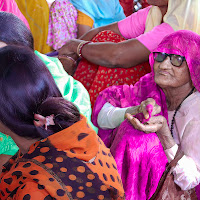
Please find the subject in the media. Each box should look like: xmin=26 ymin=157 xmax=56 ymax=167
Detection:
xmin=147 ymin=0 xmax=168 ymax=6
xmin=154 ymin=56 xmax=192 ymax=89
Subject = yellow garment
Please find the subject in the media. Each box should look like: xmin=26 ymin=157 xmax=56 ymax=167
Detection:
xmin=77 ymin=10 xmax=94 ymax=28
xmin=15 ymin=0 xmax=52 ymax=54
xmin=145 ymin=0 xmax=200 ymax=35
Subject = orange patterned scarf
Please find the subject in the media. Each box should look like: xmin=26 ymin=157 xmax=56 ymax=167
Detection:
xmin=0 ymin=116 xmax=125 ymax=199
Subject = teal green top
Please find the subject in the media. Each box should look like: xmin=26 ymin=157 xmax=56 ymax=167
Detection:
xmin=0 ymin=51 xmax=97 ymax=155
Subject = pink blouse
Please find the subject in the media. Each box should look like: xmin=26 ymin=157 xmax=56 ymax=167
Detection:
xmin=118 ymin=6 xmax=174 ymax=52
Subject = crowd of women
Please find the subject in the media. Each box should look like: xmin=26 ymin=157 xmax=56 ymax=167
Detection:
xmin=1 ymin=0 xmax=200 ymax=199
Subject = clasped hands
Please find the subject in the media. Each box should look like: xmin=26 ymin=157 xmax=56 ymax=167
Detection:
xmin=58 ymin=40 xmax=80 ymax=75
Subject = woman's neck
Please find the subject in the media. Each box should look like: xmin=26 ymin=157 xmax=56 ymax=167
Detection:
xmin=163 ymin=83 xmax=194 ymax=111
xmin=7 ymin=130 xmax=39 ymax=154
xmin=14 ymin=137 xmax=39 ymax=154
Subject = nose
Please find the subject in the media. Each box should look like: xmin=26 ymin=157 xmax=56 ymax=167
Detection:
xmin=158 ymin=56 xmax=171 ymax=69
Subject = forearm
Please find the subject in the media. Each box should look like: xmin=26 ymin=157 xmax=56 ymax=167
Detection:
xmin=79 ymin=39 xmax=150 ymax=68
xmin=125 ymin=105 xmax=140 ymax=116
xmin=97 ymin=102 xmax=131 ymax=129
xmin=156 ymin=121 xmax=176 ymax=150
xmin=60 ymin=37 xmax=150 ymax=68
xmin=157 ymin=134 xmax=176 ymax=150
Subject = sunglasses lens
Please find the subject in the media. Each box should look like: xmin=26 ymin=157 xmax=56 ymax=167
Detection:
xmin=171 ymin=54 xmax=184 ymax=67
xmin=154 ymin=52 xmax=166 ymax=62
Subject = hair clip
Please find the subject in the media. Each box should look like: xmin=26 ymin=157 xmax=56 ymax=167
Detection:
xmin=34 ymin=114 xmax=55 ymax=130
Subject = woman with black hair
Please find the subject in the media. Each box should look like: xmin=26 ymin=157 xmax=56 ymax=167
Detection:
xmin=0 ymin=11 xmax=96 ymax=171
xmin=0 ymin=45 xmax=125 ymax=200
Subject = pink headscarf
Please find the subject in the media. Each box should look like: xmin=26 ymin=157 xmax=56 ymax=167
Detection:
xmin=0 ymin=0 xmax=29 ymax=28
xmin=149 ymin=30 xmax=200 ymax=92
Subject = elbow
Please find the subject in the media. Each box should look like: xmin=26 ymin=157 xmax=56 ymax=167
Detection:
xmin=108 ymin=49 xmax=133 ymax=68
xmin=107 ymin=49 xmax=126 ymax=68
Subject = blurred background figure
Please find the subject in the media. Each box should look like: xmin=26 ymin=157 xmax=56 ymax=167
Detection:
xmin=47 ymin=0 xmax=78 ymax=50
xmin=15 ymin=0 xmax=52 ymax=53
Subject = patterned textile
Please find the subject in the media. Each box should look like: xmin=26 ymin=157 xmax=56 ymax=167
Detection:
xmin=73 ymin=30 xmax=151 ymax=108
xmin=0 ymin=116 xmax=125 ymax=199
xmin=92 ymin=30 xmax=200 ymax=199
xmin=0 ymin=0 xmax=29 ymax=28
xmin=47 ymin=0 xmax=77 ymax=50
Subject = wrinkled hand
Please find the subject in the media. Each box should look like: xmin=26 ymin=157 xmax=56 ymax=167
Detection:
xmin=58 ymin=40 xmax=80 ymax=75
xmin=125 ymin=98 xmax=168 ymax=134
xmin=125 ymin=98 xmax=161 ymax=120
xmin=126 ymin=113 xmax=168 ymax=134
xmin=138 ymin=98 xmax=161 ymax=119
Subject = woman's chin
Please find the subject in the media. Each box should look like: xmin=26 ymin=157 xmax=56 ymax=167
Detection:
xmin=154 ymin=78 xmax=172 ymax=89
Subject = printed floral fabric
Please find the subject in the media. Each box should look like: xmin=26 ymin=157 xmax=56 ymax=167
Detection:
xmin=73 ymin=30 xmax=151 ymax=107
xmin=47 ymin=0 xmax=77 ymax=50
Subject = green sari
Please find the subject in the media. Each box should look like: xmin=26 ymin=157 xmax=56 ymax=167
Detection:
xmin=0 ymin=52 xmax=97 ymax=155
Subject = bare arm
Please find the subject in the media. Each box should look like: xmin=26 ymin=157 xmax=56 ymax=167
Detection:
xmin=59 ymin=38 xmax=150 ymax=68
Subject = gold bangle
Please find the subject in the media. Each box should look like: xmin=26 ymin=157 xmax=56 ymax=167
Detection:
xmin=58 ymin=55 xmax=76 ymax=66
xmin=76 ymin=41 xmax=91 ymax=57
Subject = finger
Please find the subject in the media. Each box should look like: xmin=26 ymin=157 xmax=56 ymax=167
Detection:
xmin=151 ymin=105 xmax=161 ymax=116
xmin=139 ymin=102 xmax=148 ymax=119
xmin=147 ymin=115 xmax=164 ymax=124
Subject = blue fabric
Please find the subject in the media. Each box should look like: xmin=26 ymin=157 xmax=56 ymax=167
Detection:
xmin=70 ymin=0 xmax=125 ymax=28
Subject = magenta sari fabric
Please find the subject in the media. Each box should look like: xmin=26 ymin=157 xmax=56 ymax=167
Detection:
xmin=0 ymin=0 xmax=29 ymax=28
xmin=92 ymin=30 xmax=200 ymax=200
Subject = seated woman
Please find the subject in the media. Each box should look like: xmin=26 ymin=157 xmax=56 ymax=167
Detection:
xmin=92 ymin=30 xmax=200 ymax=199
xmin=70 ymin=0 xmax=126 ymax=38
xmin=15 ymin=0 xmax=52 ymax=54
xmin=47 ymin=0 xmax=78 ymax=50
xmin=59 ymin=0 xmax=200 ymax=107
xmin=0 ymin=45 xmax=125 ymax=199
xmin=0 ymin=12 xmax=96 ymax=173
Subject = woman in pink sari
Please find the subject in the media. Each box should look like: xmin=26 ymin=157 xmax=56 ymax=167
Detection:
xmin=92 ymin=30 xmax=200 ymax=199
xmin=0 ymin=0 xmax=29 ymax=28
